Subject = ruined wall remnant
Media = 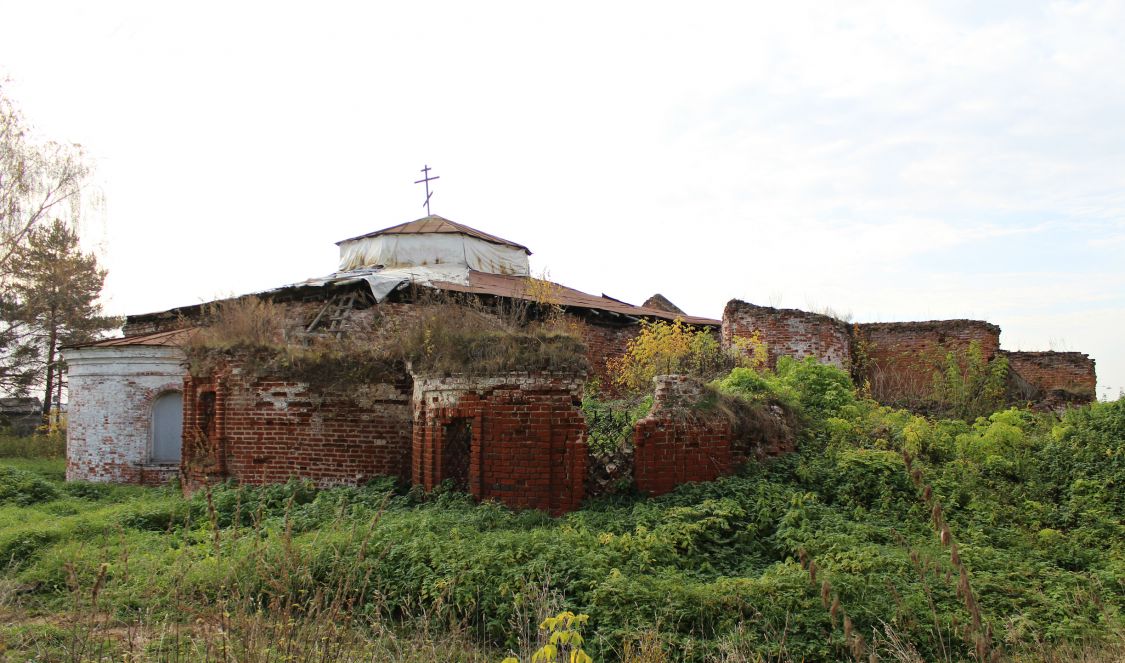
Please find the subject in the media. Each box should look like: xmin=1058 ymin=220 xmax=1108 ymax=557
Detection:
xmin=857 ymin=320 xmax=1001 ymax=405
xmin=181 ymin=353 xmax=413 ymax=490
xmin=1002 ymin=351 xmax=1096 ymax=408
xmin=721 ymin=300 xmax=852 ymax=369
xmin=412 ymin=371 xmax=587 ymax=515
xmin=633 ymin=375 xmax=796 ymax=496
xmin=64 ymin=345 xmax=186 ymax=485
xmin=633 ymin=375 xmax=733 ymax=496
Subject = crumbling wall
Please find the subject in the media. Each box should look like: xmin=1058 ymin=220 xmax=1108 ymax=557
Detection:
xmin=722 ymin=300 xmax=852 ymax=369
xmin=1003 ymin=351 xmax=1096 ymax=408
xmin=181 ymin=354 xmax=413 ymax=490
xmin=633 ymin=376 xmax=733 ymax=496
xmin=633 ymin=375 xmax=797 ymax=496
xmin=412 ymin=371 xmax=587 ymax=515
xmin=857 ymin=320 xmax=1001 ymax=405
xmin=64 ymin=346 xmax=185 ymax=485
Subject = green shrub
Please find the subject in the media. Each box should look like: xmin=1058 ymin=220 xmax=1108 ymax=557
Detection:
xmin=0 ymin=393 xmax=1122 ymax=662
xmin=717 ymin=358 xmax=856 ymax=424
xmin=825 ymin=448 xmax=914 ymax=513
xmin=0 ymin=465 xmax=59 ymax=505
xmin=931 ymin=340 xmax=1009 ymax=420
xmin=581 ymin=395 xmax=652 ymax=455
xmin=775 ymin=356 xmax=857 ymax=420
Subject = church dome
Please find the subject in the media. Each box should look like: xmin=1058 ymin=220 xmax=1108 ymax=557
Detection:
xmin=336 ymin=215 xmax=531 ymax=276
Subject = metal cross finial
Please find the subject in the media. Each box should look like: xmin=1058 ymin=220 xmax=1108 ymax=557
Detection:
xmin=414 ymin=165 xmax=440 ymax=216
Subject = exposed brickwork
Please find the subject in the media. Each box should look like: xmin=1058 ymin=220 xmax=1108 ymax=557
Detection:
xmin=857 ymin=320 xmax=1001 ymax=404
xmin=81 ymin=278 xmax=1101 ymax=507
xmin=1003 ymin=350 xmax=1096 ymax=406
xmin=63 ymin=346 xmax=186 ymax=485
xmin=634 ymin=375 xmax=735 ymax=496
xmin=181 ymin=354 xmax=413 ymax=490
xmin=722 ymin=300 xmax=852 ymax=369
xmin=573 ymin=319 xmax=638 ymax=385
xmin=412 ymin=372 xmax=587 ymax=515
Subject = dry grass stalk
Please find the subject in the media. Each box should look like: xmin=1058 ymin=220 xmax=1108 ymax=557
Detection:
xmin=899 ymin=450 xmax=998 ymax=663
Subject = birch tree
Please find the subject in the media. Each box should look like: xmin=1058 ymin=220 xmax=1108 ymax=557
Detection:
xmin=1 ymin=83 xmax=94 ymax=400
xmin=1 ymin=83 xmax=90 ymax=271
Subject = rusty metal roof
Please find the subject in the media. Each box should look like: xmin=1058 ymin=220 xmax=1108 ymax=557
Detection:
xmin=431 ymin=271 xmax=719 ymax=326
xmin=336 ymin=215 xmax=532 ymax=254
xmin=67 ymin=327 xmax=198 ymax=349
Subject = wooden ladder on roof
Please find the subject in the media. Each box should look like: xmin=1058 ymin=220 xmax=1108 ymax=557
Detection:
xmin=306 ymin=291 xmax=359 ymax=338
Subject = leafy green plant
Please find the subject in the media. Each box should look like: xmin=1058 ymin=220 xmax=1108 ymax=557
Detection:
xmin=930 ymin=340 xmax=1009 ymax=421
xmin=0 ymin=464 xmax=59 ymax=505
xmin=502 ymin=611 xmax=593 ymax=663
xmin=1 ymin=392 xmax=1123 ymax=662
xmin=582 ymin=395 xmax=652 ymax=455
xmin=607 ymin=319 xmax=758 ymax=395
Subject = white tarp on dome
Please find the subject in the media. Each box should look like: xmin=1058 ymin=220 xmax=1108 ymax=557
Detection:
xmin=338 ymin=233 xmax=529 ymax=276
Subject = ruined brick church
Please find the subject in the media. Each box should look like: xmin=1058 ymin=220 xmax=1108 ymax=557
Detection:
xmin=64 ymin=215 xmax=1097 ymax=514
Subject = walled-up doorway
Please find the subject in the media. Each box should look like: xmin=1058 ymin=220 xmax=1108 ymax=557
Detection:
xmin=441 ymin=418 xmax=472 ymax=491
xmin=152 ymin=391 xmax=183 ymax=463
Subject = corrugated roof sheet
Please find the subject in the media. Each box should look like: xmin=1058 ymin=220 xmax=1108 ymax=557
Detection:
xmin=432 ymin=271 xmax=719 ymax=326
xmin=68 ymin=327 xmax=198 ymax=349
xmin=336 ymin=215 xmax=532 ymax=254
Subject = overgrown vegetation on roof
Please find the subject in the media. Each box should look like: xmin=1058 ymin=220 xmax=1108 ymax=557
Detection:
xmin=182 ymin=291 xmax=589 ymax=384
xmin=393 ymin=298 xmax=587 ymax=376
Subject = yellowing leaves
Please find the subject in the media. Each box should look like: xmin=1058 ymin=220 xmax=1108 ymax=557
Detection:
xmin=606 ymin=319 xmax=767 ymax=394
xmin=506 ymin=611 xmax=593 ymax=663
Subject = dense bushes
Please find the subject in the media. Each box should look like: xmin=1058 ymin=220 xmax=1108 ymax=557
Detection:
xmin=1 ymin=364 xmax=1123 ymax=661
xmin=0 ymin=465 xmax=58 ymax=505
xmin=606 ymin=319 xmax=765 ymax=395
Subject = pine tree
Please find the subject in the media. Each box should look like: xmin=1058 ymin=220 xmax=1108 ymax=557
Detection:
xmin=8 ymin=219 xmax=119 ymax=421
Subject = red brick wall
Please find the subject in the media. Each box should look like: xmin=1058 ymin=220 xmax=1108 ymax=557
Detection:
xmin=857 ymin=320 xmax=1001 ymax=404
xmin=412 ymin=372 xmax=587 ymax=515
xmin=1003 ymin=351 xmax=1096 ymax=401
xmin=721 ymin=300 xmax=852 ymax=369
xmin=181 ymin=355 xmax=413 ymax=490
xmin=633 ymin=375 xmax=735 ymax=496
xmin=573 ymin=319 xmax=639 ymax=385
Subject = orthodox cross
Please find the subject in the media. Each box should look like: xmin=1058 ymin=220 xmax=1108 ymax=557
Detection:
xmin=414 ymin=165 xmax=440 ymax=216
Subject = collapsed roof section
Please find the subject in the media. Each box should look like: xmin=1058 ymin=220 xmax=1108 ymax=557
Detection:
xmin=120 ymin=267 xmax=718 ymax=334
xmin=120 ymin=216 xmax=718 ymax=334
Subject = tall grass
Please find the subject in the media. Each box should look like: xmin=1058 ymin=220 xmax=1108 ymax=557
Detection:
xmin=0 ymin=430 xmax=65 ymax=458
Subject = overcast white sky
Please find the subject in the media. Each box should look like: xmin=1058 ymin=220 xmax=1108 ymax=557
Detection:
xmin=2 ymin=1 xmax=1123 ymax=399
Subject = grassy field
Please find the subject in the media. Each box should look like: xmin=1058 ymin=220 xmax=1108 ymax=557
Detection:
xmin=0 ymin=362 xmax=1122 ymax=662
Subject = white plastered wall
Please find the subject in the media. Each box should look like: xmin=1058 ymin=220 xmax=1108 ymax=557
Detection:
xmin=64 ymin=345 xmax=187 ymax=483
